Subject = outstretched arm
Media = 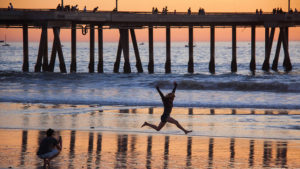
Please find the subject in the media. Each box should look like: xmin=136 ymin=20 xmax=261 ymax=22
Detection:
xmin=172 ymin=82 xmax=178 ymax=93
xmin=156 ymin=86 xmax=164 ymax=99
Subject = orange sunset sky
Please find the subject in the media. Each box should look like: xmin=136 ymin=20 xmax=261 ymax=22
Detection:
xmin=0 ymin=0 xmax=299 ymax=42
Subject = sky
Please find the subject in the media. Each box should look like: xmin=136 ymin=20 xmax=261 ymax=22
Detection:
xmin=0 ymin=0 xmax=299 ymax=42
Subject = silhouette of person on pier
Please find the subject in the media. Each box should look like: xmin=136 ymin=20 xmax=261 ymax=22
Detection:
xmin=8 ymin=3 xmax=13 ymax=10
xmin=142 ymin=82 xmax=192 ymax=134
xmin=37 ymin=128 xmax=62 ymax=168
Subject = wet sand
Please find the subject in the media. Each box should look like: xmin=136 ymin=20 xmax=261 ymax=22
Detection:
xmin=1 ymin=129 xmax=300 ymax=168
xmin=1 ymin=102 xmax=300 ymax=168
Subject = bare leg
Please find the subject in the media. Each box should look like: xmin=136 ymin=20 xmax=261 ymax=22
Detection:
xmin=167 ymin=117 xmax=192 ymax=134
xmin=141 ymin=121 xmax=166 ymax=131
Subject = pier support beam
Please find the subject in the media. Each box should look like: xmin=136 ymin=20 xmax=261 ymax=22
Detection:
xmin=70 ymin=23 xmax=76 ymax=73
xmin=231 ymin=25 xmax=237 ymax=72
xmin=120 ymin=29 xmax=131 ymax=73
xmin=272 ymin=30 xmax=282 ymax=71
xmin=89 ymin=24 xmax=95 ymax=73
xmin=165 ymin=26 xmax=171 ymax=73
xmin=42 ymin=26 xmax=48 ymax=72
xmin=262 ymin=27 xmax=275 ymax=71
xmin=53 ymin=28 xmax=67 ymax=73
xmin=130 ymin=29 xmax=143 ymax=73
xmin=35 ymin=26 xmax=47 ymax=72
xmin=250 ymin=26 xmax=256 ymax=72
xmin=282 ymin=27 xmax=292 ymax=72
xmin=209 ymin=26 xmax=215 ymax=74
xmin=188 ymin=26 xmax=194 ymax=73
xmin=22 ymin=24 xmax=29 ymax=72
xmin=282 ymin=27 xmax=292 ymax=71
xmin=98 ymin=25 xmax=103 ymax=73
xmin=148 ymin=26 xmax=154 ymax=73
xmin=48 ymin=28 xmax=66 ymax=73
xmin=48 ymin=29 xmax=57 ymax=72
xmin=113 ymin=38 xmax=122 ymax=73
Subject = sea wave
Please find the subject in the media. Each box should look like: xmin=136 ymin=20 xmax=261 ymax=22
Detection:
xmin=1 ymin=97 xmax=300 ymax=109
xmin=154 ymin=80 xmax=300 ymax=93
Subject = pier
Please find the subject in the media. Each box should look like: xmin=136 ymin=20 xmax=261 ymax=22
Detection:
xmin=0 ymin=9 xmax=300 ymax=73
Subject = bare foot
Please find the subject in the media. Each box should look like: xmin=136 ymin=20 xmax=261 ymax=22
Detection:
xmin=141 ymin=122 xmax=147 ymax=128
xmin=184 ymin=130 xmax=192 ymax=134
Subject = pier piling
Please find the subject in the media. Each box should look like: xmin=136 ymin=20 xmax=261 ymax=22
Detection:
xmin=188 ymin=26 xmax=194 ymax=73
xmin=272 ymin=30 xmax=282 ymax=71
xmin=209 ymin=26 xmax=215 ymax=74
xmin=70 ymin=23 xmax=77 ymax=73
xmin=148 ymin=26 xmax=154 ymax=73
xmin=42 ymin=26 xmax=48 ymax=72
xmin=231 ymin=25 xmax=237 ymax=72
xmin=34 ymin=27 xmax=46 ymax=72
xmin=89 ymin=24 xmax=95 ymax=73
xmin=53 ymin=27 xmax=67 ymax=73
xmin=282 ymin=27 xmax=292 ymax=71
xmin=262 ymin=27 xmax=275 ymax=71
xmin=121 ymin=29 xmax=131 ymax=73
xmin=250 ymin=26 xmax=256 ymax=72
xmin=165 ymin=26 xmax=171 ymax=73
xmin=48 ymin=29 xmax=57 ymax=72
xmin=98 ymin=25 xmax=103 ymax=73
xmin=113 ymin=38 xmax=122 ymax=73
xmin=22 ymin=24 xmax=29 ymax=72
xmin=130 ymin=29 xmax=143 ymax=73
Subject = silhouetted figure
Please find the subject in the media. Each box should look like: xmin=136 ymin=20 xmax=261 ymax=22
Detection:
xmin=187 ymin=7 xmax=191 ymax=15
xmin=83 ymin=6 xmax=87 ymax=12
xmin=93 ymin=6 xmax=98 ymax=13
xmin=162 ymin=6 xmax=168 ymax=14
xmin=256 ymin=9 xmax=259 ymax=14
xmin=8 ymin=3 xmax=13 ymax=11
xmin=295 ymin=8 xmax=298 ymax=14
xmin=142 ymin=82 xmax=192 ymax=134
xmin=56 ymin=4 xmax=62 ymax=11
xmin=174 ymin=10 xmax=176 ymax=14
xmin=198 ymin=8 xmax=205 ymax=15
xmin=259 ymin=9 xmax=263 ymax=15
xmin=71 ymin=5 xmax=78 ymax=11
xmin=37 ymin=128 xmax=62 ymax=168
xmin=64 ymin=5 xmax=70 ymax=11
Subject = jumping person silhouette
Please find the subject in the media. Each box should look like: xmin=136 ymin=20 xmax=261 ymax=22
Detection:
xmin=142 ymin=82 xmax=192 ymax=134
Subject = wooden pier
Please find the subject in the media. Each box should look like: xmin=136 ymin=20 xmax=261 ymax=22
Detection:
xmin=0 ymin=9 xmax=300 ymax=73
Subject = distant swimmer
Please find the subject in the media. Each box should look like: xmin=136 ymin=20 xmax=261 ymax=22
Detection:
xmin=142 ymin=82 xmax=192 ymax=134
xmin=37 ymin=128 xmax=62 ymax=168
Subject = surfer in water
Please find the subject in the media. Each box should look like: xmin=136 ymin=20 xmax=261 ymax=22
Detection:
xmin=142 ymin=82 xmax=192 ymax=134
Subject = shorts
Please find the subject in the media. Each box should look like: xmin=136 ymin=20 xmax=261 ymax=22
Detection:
xmin=38 ymin=149 xmax=59 ymax=159
xmin=161 ymin=114 xmax=169 ymax=123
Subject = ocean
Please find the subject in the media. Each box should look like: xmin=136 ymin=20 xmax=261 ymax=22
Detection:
xmin=1 ymin=41 xmax=300 ymax=168
xmin=0 ymin=41 xmax=300 ymax=109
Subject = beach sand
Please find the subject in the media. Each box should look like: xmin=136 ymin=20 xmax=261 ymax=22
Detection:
xmin=1 ymin=102 xmax=300 ymax=168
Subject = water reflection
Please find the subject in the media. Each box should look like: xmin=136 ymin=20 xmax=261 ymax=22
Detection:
xmin=229 ymin=138 xmax=235 ymax=168
xmin=87 ymin=132 xmax=94 ymax=169
xmin=163 ymin=136 xmax=169 ymax=169
xmin=208 ymin=138 xmax=214 ymax=168
xmin=248 ymin=140 xmax=255 ymax=167
xmin=115 ymin=134 xmax=128 ymax=169
xmin=146 ymin=136 xmax=152 ymax=169
xmin=2 ymin=130 xmax=299 ymax=169
xmin=186 ymin=137 xmax=192 ymax=167
xmin=276 ymin=141 xmax=287 ymax=168
xmin=95 ymin=133 xmax=102 ymax=169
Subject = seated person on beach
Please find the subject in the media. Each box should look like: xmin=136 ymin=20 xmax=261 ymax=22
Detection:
xmin=37 ymin=128 xmax=62 ymax=168
xmin=142 ymin=82 xmax=192 ymax=134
